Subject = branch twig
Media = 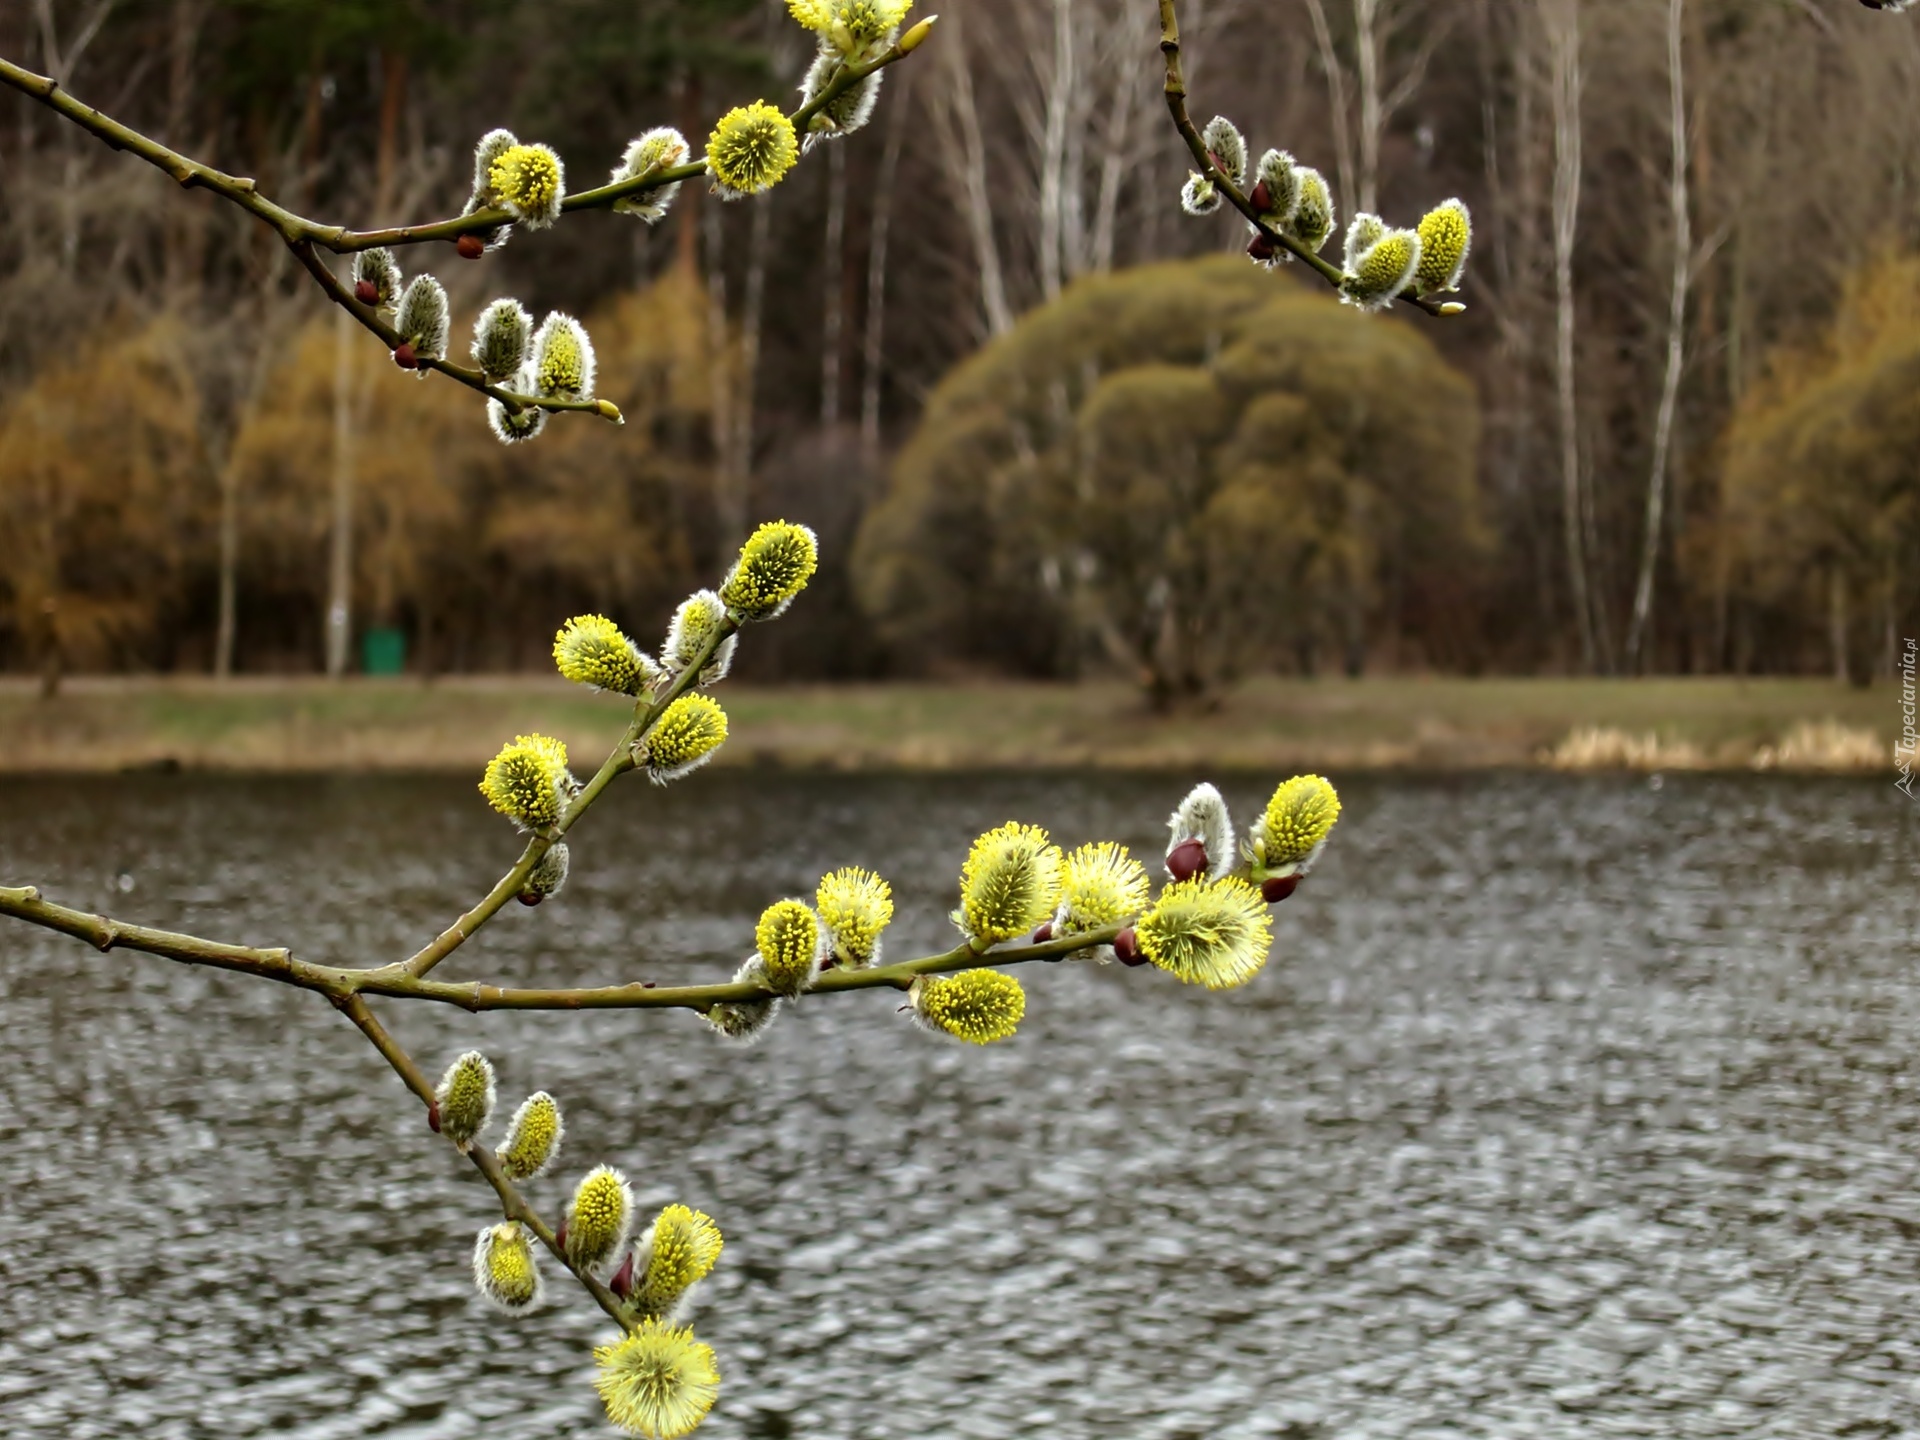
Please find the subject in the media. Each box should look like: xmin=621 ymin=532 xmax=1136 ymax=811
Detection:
xmin=0 ymin=35 xmax=922 ymax=421
xmin=402 ymin=614 xmax=738 ymax=980
xmin=0 ymin=880 xmax=1120 ymax=1013
xmin=1154 ymin=0 xmax=1449 ymax=318
xmin=335 ymin=995 xmax=630 ymax=1327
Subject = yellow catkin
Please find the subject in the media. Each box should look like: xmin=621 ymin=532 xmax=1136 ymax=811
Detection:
xmin=1255 ymin=775 xmax=1342 ymax=872
xmin=912 ymin=969 xmax=1026 ymax=1044
xmin=472 ymin=1221 xmax=542 ymax=1312
xmin=479 ymin=734 xmax=571 ymax=829
xmin=719 ymin=521 xmax=818 ymax=620
xmin=815 ymin=867 xmax=894 ymax=967
xmin=435 ymin=1050 xmax=495 ymax=1152
xmin=707 ymin=103 xmax=799 ymax=198
xmin=1058 ymin=842 xmax=1150 ymax=931
xmin=497 ymin=1091 xmax=563 ymax=1180
xmin=565 ymin=1165 xmax=634 ymax=1273
xmin=754 ymin=900 xmax=822 ymax=996
xmin=1135 ymin=877 xmax=1273 ymax=990
xmin=643 ymin=696 xmax=729 ymax=781
xmin=489 ymin=142 xmax=563 ymax=224
xmin=554 ymin=615 xmax=654 ymax=695
xmin=632 ymin=1205 xmax=725 ymax=1319
xmin=593 ymin=1320 xmax=720 ymax=1440
xmin=957 ymin=822 xmax=1063 ymax=945
xmin=1414 ymin=199 xmax=1472 ymax=294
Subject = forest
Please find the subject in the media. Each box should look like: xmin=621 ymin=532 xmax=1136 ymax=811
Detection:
xmin=2 ymin=0 xmax=1916 ymax=685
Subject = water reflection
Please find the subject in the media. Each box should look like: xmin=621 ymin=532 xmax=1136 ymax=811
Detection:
xmin=1 ymin=771 xmax=1916 ymax=1438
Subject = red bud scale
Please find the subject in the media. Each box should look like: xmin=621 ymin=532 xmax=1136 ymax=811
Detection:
xmin=1262 ymin=874 xmax=1300 ymax=904
xmin=1166 ymin=838 xmax=1209 ymax=884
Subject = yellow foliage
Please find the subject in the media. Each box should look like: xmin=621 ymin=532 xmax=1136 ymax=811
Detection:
xmin=224 ymin=271 xmax=728 ymax=662
xmin=0 ymin=318 xmax=203 ymax=668
xmin=854 ymin=255 xmax=1481 ymax=690
xmin=1720 ymin=252 xmax=1920 ymax=652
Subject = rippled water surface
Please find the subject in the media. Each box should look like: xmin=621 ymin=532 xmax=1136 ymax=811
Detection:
xmin=2 ymin=770 xmax=1917 ymax=1439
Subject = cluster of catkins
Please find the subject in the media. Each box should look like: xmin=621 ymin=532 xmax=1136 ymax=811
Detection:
xmin=342 ymin=2 xmax=931 ymax=455
xmin=458 ymin=516 xmax=1350 ymax=1438
xmin=435 ymin=1052 xmax=726 ymax=1440
xmin=787 ymin=0 xmax=916 ymax=150
xmin=703 ymin=771 xmax=1344 ymax=1052
xmin=344 ymin=93 xmax=808 ymax=448
xmin=478 ymin=519 xmax=820 ymax=883
xmin=1181 ymin=114 xmax=1471 ymax=312
xmin=348 ymin=230 xmax=596 ymax=446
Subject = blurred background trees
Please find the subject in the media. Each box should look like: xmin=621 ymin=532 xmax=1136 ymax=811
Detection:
xmin=2 ymin=0 xmax=1917 ymax=685
xmin=855 ymin=257 xmax=1480 ymax=696
xmin=1718 ymin=253 xmax=1920 ymax=686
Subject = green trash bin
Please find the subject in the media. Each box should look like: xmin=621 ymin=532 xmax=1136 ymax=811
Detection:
xmin=362 ymin=626 xmax=407 ymax=676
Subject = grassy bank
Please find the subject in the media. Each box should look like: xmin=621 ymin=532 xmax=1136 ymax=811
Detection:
xmin=0 ymin=675 xmax=1898 ymax=774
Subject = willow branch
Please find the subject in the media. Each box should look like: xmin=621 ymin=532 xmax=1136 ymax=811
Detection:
xmin=330 ymin=37 xmax=925 ymax=252
xmin=0 ymin=29 xmax=925 ymax=422
xmin=0 ymin=883 xmax=355 ymax=991
xmin=366 ymin=926 xmax=1124 ymax=1012
xmin=2 ymin=876 xmax=1120 ymax=1013
xmin=1154 ymin=0 xmax=1448 ymax=318
xmin=284 ymin=238 xmax=624 ymax=421
xmin=335 ymin=994 xmax=629 ymax=1327
xmin=402 ymin=616 xmax=739 ymax=980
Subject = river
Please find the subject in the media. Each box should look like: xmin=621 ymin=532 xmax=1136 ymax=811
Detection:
xmin=1 ymin=770 xmax=1915 ymax=1438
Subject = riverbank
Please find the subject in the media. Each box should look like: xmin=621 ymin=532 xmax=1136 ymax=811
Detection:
xmin=0 ymin=675 xmax=1896 ymax=774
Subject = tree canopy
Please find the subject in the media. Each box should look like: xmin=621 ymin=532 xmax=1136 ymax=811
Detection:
xmin=854 ymin=254 xmax=1483 ymax=698
xmin=1718 ymin=252 xmax=1920 ymax=680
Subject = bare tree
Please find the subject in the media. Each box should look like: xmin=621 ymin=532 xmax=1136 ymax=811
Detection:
xmin=1300 ymin=0 xmax=1450 ymax=219
xmin=820 ymin=141 xmax=847 ymax=424
xmin=1624 ymin=0 xmax=1691 ymax=672
xmin=1545 ymin=0 xmax=1599 ymax=672
xmin=861 ymin=72 xmax=910 ymax=458
xmin=929 ymin=13 xmax=1013 ymax=337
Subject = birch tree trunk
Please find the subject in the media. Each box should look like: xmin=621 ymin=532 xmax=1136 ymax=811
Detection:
xmin=820 ymin=142 xmax=846 ymax=425
xmin=324 ymin=307 xmax=356 ymax=678
xmin=1302 ymin=0 xmax=1359 ymax=219
xmin=1037 ymin=0 xmax=1074 ymax=303
xmin=934 ymin=16 xmax=1014 ymax=337
xmin=860 ymin=76 xmax=908 ymax=459
xmin=731 ymin=194 xmax=774 ymax=537
xmin=1625 ymin=0 xmax=1691 ymax=673
xmin=1086 ymin=44 xmax=1140 ymax=275
xmin=704 ymin=202 xmax=739 ymax=548
xmin=1356 ymin=0 xmax=1383 ymax=215
xmin=1547 ymin=0 xmax=1598 ymax=673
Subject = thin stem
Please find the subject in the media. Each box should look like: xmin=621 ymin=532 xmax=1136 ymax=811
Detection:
xmin=1 ymin=876 xmax=1121 ymax=1014
xmin=403 ymin=615 xmax=738 ymax=980
xmin=366 ymin=927 xmax=1123 ymax=1012
xmin=1154 ymin=0 xmax=1449 ymax=319
xmin=0 ymin=883 xmax=353 ymax=991
xmin=335 ymin=995 xmax=629 ymax=1327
